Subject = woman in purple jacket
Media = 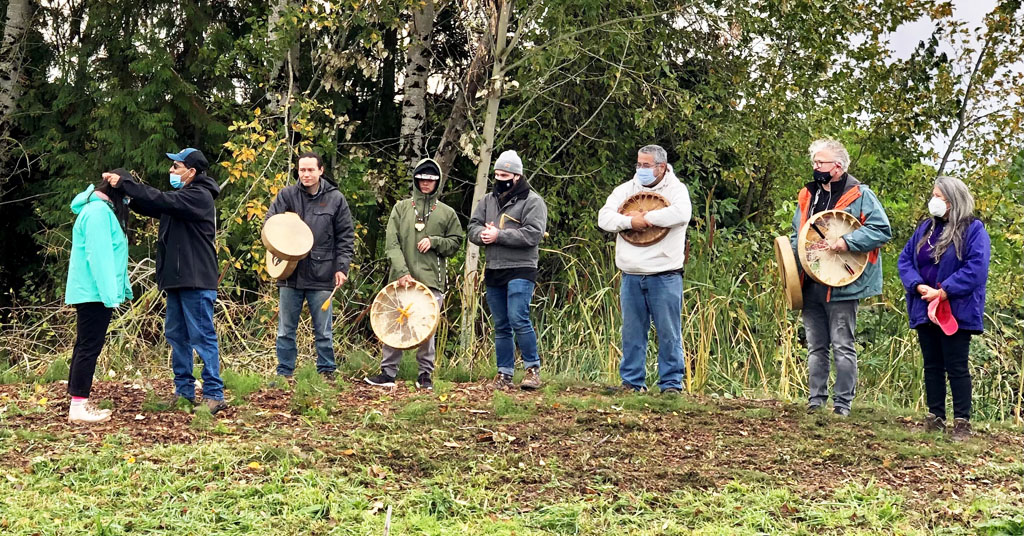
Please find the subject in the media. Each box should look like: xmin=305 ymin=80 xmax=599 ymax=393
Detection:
xmin=897 ymin=176 xmax=990 ymax=440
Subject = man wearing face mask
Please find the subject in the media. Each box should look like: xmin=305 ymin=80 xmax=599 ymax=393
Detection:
xmin=790 ymin=138 xmax=892 ymax=417
xmin=468 ymin=150 xmax=548 ymax=391
xmin=104 ymin=148 xmax=227 ymax=414
xmin=598 ymin=144 xmax=692 ymax=393
xmin=265 ymin=151 xmax=355 ymax=383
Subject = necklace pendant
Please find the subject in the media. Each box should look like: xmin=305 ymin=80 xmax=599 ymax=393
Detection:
xmin=415 ymin=222 xmax=426 ymax=231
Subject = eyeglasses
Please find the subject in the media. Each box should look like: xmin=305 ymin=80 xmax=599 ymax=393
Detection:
xmin=635 ymin=163 xmax=660 ymax=169
xmin=812 ymin=160 xmax=839 ymax=169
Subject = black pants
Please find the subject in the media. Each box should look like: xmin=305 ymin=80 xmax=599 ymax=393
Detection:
xmin=67 ymin=302 xmax=113 ymax=398
xmin=916 ymin=323 xmax=973 ymax=421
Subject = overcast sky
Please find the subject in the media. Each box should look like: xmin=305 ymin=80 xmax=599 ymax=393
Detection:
xmin=886 ymin=0 xmax=1021 ymax=170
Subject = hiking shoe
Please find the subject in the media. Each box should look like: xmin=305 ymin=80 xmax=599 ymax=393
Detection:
xmin=521 ymin=367 xmax=541 ymax=391
xmin=364 ymin=372 xmax=396 ymax=387
xmin=165 ymin=395 xmax=196 ymax=408
xmin=621 ymin=382 xmax=648 ymax=393
xmin=415 ymin=373 xmax=433 ymax=391
xmin=950 ymin=418 xmax=972 ymax=441
xmin=807 ymin=404 xmax=823 ymax=414
xmin=924 ymin=413 xmax=946 ymax=433
xmin=68 ymin=403 xmax=112 ymax=424
xmin=661 ymin=387 xmax=682 ymax=396
xmin=202 ymin=399 xmax=229 ymax=415
xmin=320 ymin=371 xmax=336 ymax=382
xmin=833 ymin=406 xmax=850 ymax=418
xmin=491 ymin=373 xmax=514 ymax=390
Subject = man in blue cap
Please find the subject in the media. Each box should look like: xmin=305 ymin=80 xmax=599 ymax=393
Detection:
xmin=104 ymin=148 xmax=227 ymax=414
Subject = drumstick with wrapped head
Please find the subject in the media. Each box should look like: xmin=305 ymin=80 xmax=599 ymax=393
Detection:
xmin=321 ymin=285 xmax=339 ymax=311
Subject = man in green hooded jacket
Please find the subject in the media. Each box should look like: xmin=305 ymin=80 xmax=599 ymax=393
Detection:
xmin=365 ymin=158 xmax=464 ymax=390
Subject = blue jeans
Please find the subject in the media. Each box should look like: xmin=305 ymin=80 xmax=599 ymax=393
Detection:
xmin=620 ymin=273 xmax=685 ymax=391
xmin=165 ymin=289 xmax=224 ymax=401
xmin=276 ymin=287 xmax=336 ymax=376
xmin=485 ymin=279 xmax=540 ymax=376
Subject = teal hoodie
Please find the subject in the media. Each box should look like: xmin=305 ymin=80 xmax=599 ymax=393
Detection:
xmin=64 ymin=184 xmax=133 ymax=308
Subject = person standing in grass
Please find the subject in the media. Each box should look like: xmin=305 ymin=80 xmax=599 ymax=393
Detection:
xmin=64 ymin=171 xmax=134 ymax=424
xmin=468 ymin=150 xmax=548 ymax=391
xmin=598 ymin=144 xmax=692 ymax=394
xmin=104 ymin=148 xmax=228 ymax=415
xmin=265 ymin=151 xmax=355 ymax=384
xmin=364 ymin=158 xmax=464 ymax=391
xmin=897 ymin=177 xmax=989 ymax=441
xmin=790 ymin=138 xmax=892 ymax=417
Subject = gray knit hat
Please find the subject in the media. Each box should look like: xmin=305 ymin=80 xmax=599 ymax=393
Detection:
xmin=494 ymin=150 xmax=523 ymax=176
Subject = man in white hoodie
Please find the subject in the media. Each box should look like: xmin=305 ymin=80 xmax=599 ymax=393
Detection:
xmin=598 ymin=145 xmax=692 ymax=393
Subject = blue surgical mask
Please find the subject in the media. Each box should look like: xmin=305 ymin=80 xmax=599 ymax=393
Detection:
xmin=636 ymin=168 xmax=657 ymax=186
xmin=169 ymin=174 xmax=184 ymax=189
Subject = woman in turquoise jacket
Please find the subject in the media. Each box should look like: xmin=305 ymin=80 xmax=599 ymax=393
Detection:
xmin=64 ymin=170 xmax=133 ymax=424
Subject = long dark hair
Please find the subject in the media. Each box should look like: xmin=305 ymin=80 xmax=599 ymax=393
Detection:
xmin=94 ymin=175 xmax=131 ymax=241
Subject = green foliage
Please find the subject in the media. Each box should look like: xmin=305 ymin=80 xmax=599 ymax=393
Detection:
xmin=0 ymin=0 xmax=1021 ymax=422
xmin=39 ymin=358 xmax=69 ymax=384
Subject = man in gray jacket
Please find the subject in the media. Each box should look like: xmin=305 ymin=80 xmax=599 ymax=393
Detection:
xmin=467 ymin=150 xmax=548 ymax=390
xmin=265 ymin=151 xmax=355 ymax=381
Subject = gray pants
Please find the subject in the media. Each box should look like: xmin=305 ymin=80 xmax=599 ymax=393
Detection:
xmin=381 ymin=290 xmax=443 ymax=377
xmin=802 ymin=285 xmax=859 ymax=411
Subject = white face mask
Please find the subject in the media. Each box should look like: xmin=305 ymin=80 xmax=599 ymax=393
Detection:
xmin=928 ymin=196 xmax=948 ymax=218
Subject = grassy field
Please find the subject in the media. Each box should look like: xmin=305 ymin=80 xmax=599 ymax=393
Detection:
xmin=1 ymin=366 xmax=1022 ymax=535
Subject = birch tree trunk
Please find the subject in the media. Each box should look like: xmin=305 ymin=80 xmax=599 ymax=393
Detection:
xmin=0 ymin=0 xmax=32 ymax=144
xmin=434 ymin=30 xmax=492 ymax=177
xmin=459 ymin=0 xmax=511 ymax=352
xmin=398 ymin=0 xmax=435 ymax=166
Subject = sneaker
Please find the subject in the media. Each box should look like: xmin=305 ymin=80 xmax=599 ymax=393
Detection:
xmin=68 ymin=403 xmax=112 ymax=424
xmin=364 ymin=372 xmax=396 ymax=387
xmin=521 ymin=367 xmax=541 ymax=391
xmin=924 ymin=413 xmax=946 ymax=433
xmin=807 ymin=403 xmax=823 ymax=414
xmin=202 ymin=399 xmax=229 ymax=415
xmin=950 ymin=418 xmax=972 ymax=441
xmin=833 ymin=406 xmax=850 ymax=418
xmin=268 ymin=375 xmax=293 ymax=388
xmin=320 ymin=371 xmax=336 ymax=382
xmin=415 ymin=373 xmax=433 ymax=391
xmin=491 ymin=373 xmax=514 ymax=390
xmin=661 ymin=387 xmax=682 ymax=396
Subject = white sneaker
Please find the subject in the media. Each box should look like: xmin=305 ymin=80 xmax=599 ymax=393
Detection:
xmin=68 ymin=403 xmax=112 ymax=424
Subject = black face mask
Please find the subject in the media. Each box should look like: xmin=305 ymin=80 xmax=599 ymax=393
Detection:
xmin=494 ymin=179 xmax=514 ymax=195
xmin=813 ymin=170 xmax=833 ymax=184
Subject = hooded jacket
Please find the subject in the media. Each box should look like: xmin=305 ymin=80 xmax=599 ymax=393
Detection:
xmin=118 ymin=169 xmax=221 ymax=290
xmin=65 ymin=184 xmax=134 ymax=307
xmin=897 ymin=218 xmax=990 ymax=332
xmin=385 ymin=158 xmax=464 ymax=292
xmin=597 ymin=164 xmax=692 ymax=275
xmin=265 ymin=175 xmax=355 ymax=290
xmin=789 ymin=174 xmax=892 ymax=302
xmin=467 ymin=176 xmax=548 ymax=270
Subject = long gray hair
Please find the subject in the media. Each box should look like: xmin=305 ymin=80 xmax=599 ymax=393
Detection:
xmin=917 ymin=176 xmax=975 ymax=261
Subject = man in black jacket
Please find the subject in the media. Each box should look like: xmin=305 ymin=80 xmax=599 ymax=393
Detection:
xmin=265 ymin=151 xmax=355 ymax=381
xmin=105 ymin=148 xmax=227 ymax=414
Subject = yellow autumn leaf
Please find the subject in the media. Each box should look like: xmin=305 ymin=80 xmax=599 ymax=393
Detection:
xmin=38 ymin=397 xmax=48 ymax=406
xmin=247 ymin=461 xmax=261 ymax=469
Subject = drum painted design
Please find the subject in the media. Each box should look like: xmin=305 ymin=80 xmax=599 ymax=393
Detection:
xmin=796 ymin=210 xmax=868 ymax=288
